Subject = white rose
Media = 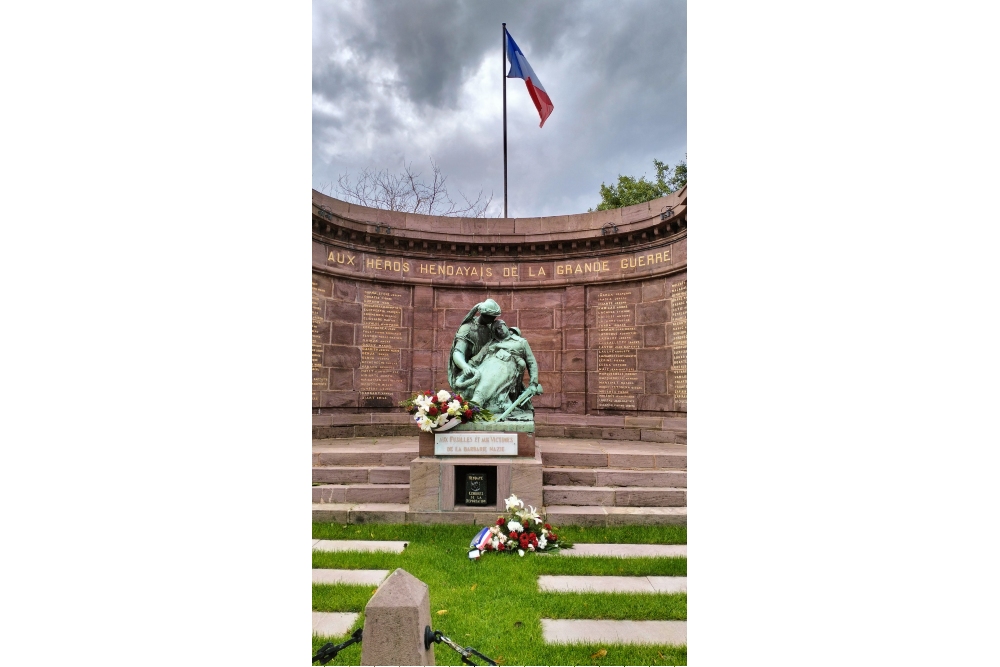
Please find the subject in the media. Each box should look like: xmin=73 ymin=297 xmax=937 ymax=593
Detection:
xmin=436 ymin=389 xmax=452 ymax=403
xmin=518 ymin=549 xmax=525 ymax=557
xmin=538 ymin=536 xmax=547 ymax=549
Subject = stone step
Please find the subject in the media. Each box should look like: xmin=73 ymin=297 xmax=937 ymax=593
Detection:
xmin=313 ymin=484 xmax=409 ymax=504
xmin=312 ymin=503 xmax=686 ymax=526
xmin=312 ymin=466 xmax=410 ymax=484
xmin=539 ymin=444 xmax=686 ymax=471
xmin=544 ymin=505 xmax=686 ymax=526
xmin=313 ymin=503 xmax=409 ymax=524
xmin=543 ymin=467 xmax=686 ymax=488
xmin=312 ymin=447 xmax=417 ymax=468
xmin=544 ymin=485 xmax=686 ymax=507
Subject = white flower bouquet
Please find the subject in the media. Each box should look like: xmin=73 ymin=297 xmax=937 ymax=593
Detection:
xmin=399 ymin=389 xmax=494 ymax=433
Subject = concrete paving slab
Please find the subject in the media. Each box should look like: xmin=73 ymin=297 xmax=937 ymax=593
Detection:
xmin=558 ymin=543 xmax=686 ymax=558
xmin=541 ymin=619 xmax=686 ymax=645
xmin=312 ymin=611 xmax=360 ymax=636
xmin=312 ymin=569 xmax=391 ymax=585
xmin=313 ymin=540 xmax=408 ymax=553
xmin=538 ymin=575 xmax=657 ymax=593
xmin=648 ymin=577 xmax=687 ymax=593
xmin=539 ymin=575 xmax=685 ymax=593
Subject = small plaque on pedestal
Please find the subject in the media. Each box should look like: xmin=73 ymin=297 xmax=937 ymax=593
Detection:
xmin=465 ymin=472 xmax=488 ymax=505
xmin=435 ymin=432 xmax=518 ymax=456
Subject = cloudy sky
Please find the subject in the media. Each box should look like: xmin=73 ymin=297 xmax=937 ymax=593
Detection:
xmin=313 ymin=0 xmax=686 ymax=218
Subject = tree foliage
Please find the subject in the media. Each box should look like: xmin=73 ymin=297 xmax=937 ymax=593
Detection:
xmin=593 ymin=158 xmax=686 ymax=211
xmin=321 ymin=158 xmax=496 ymax=217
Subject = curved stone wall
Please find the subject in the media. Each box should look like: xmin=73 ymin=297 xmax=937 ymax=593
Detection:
xmin=312 ymin=187 xmax=687 ymax=440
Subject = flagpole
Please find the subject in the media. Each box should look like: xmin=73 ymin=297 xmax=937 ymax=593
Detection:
xmin=502 ymin=22 xmax=508 ymax=218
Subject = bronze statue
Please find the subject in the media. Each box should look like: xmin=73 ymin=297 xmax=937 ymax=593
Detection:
xmin=449 ymin=299 xmax=502 ymax=393
xmin=467 ymin=319 xmax=543 ymax=421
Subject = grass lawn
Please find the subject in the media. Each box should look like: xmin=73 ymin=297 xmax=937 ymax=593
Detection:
xmin=312 ymin=523 xmax=687 ymax=666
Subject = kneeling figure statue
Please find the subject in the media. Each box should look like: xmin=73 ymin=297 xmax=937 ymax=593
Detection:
xmin=468 ymin=319 xmax=543 ymax=421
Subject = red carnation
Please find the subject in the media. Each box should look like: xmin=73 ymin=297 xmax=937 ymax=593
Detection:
xmin=544 ymin=523 xmax=551 ymax=531
xmin=549 ymin=534 xmax=557 ymax=541
xmin=464 ymin=409 xmax=473 ymax=419
xmin=497 ymin=542 xmax=504 ymax=551
xmin=425 ymin=390 xmax=432 ymax=396
xmin=496 ymin=517 xmax=505 ymax=526
xmin=428 ymin=405 xmax=438 ymax=416
xmin=509 ymin=532 xmax=518 ymax=540
xmin=455 ymin=394 xmax=463 ymax=402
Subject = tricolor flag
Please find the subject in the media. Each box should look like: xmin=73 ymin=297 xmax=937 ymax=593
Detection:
xmin=505 ymin=28 xmax=554 ymax=127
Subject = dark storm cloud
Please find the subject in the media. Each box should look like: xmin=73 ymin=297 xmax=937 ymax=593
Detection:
xmin=313 ymin=0 xmax=686 ymax=217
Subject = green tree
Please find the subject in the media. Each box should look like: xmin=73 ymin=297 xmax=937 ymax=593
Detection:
xmin=592 ymin=158 xmax=686 ymax=211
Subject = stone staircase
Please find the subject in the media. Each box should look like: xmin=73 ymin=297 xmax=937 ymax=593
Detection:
xmin=540 ymin=440 xmax=686 ymax=526
xmin=312 ymin=436 xmax=686 ymax=526
xmin=313 ymin=439 xmax=414 ymax=513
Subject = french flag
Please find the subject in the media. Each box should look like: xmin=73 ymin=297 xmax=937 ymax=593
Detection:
xmin=505 ymin=28 xmax=554 ymax=127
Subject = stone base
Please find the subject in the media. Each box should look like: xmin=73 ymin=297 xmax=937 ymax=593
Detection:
xmin=418 ymin=425 xmax=535 ymax=457
xmin=409 ymin=450 xmax=543 ymax=513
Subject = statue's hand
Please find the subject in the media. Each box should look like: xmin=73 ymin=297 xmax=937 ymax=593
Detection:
xmin=529 ymin=381 xmax=543 ymax=395
xmin=454 ymin=367 xmax=480 ymax=390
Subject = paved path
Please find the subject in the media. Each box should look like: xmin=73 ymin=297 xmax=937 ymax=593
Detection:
xmin=312 ymin=612 xmax=359 ymax=636
xmin=312 ymin=569 xmax=390 ymax=585
xmin=313 ymin=539 xmax=408 ymax=553
xmin=541 ymin=619 xmax=686 ymax=645
xmin=538 ymin=575 xmax=686 ymax=593
xmin=559 ymin=543 xmax=686 ymax=558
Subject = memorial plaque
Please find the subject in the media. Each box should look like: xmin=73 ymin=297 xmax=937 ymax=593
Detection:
xmin=464 ymin=472 xmax=488 ymax=505
xmin=596 ymin=290 xmax=641 ymax=410
xmin=312 ymin=278 xmax=328 ymax=404
xmin=434 ymin=432 xmax=518 ymax=456
xmin=358 ymin=289 xmax=405 ymax=407
xmin=670 ymin=280 xmax=687 ymax=407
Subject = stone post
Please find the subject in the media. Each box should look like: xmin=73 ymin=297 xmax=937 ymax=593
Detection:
xmin=360 ymin=568 xmax=435 ymax=665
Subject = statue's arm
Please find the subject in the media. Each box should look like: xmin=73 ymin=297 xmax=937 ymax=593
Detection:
xmin=523 ymin=342 xmax=542 ymax=392
xmin=452 ymin=339 xmax=472 ymax=374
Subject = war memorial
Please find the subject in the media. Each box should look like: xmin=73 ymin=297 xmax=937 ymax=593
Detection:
xmin=312 ymin=185 xmax=687 ymax=526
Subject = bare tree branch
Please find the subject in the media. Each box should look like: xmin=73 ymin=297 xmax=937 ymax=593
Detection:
xmin=321 ymin=158 xmax=500 ymax=217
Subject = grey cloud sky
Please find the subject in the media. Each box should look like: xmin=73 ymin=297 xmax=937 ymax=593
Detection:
xmin=313 ymin=0 xmax=686 ymax=217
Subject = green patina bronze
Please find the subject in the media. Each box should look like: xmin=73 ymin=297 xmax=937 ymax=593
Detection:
xmin=448 ymin=301 xmax=543 ymax=423
xmin=447 ymin=420 xmax=535 ymax=433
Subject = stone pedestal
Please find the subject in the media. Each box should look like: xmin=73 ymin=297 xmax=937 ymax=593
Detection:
xmin=411 ymin=422 xmax=542 ymax=519
xmin=409 ymin=451 xmax=543 ymax=513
